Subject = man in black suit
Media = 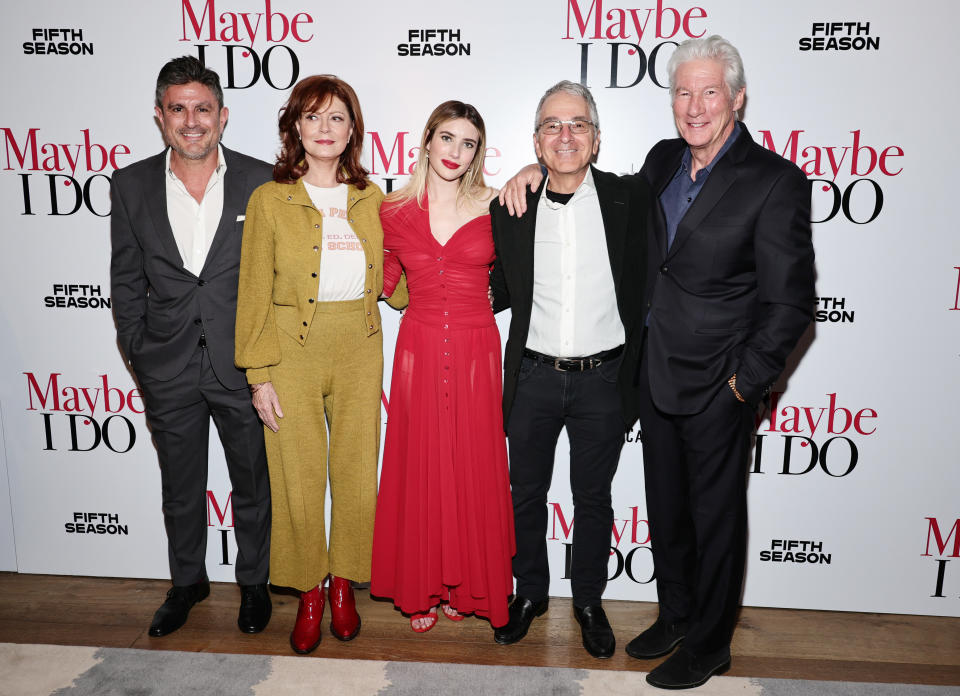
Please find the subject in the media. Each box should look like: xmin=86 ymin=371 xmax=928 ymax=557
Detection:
xmin=110 ymin=56 xmax=273 ymax=637
xmin=489 ymin=81 xmax=649 ymax=658
xmin=623 ymin=36 xmax=815 ymax=689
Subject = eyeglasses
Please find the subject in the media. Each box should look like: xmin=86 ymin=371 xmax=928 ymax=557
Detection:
xmin=537 ymin=119 xmax=595 ymax=135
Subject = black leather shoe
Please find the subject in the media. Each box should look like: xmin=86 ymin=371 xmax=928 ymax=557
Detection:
xmin=625 ymin=617 xmax=688 ymax=659
xmin=493 ymin=596 xmax=548 ymax=645
xmin=645 ymin=648 xmax=730 ymax=690
xmin=573 ymin=605 xmax=615 ymax=658
xmin=237 ymin=583 xmax=272 ymax=633
xmin=148 ymin=580 xmax=210 ymax=637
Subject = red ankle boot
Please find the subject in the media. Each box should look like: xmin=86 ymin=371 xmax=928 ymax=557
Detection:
xmin=329 ymin=576 xmax=361 ymax=641
xmin=290 ymin=585 xmax=324 ymax=654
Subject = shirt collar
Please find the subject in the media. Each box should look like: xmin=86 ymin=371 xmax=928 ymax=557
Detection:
xmin=681 ymin=121 xmax=741 ymax=179
xmin=540 ymin=166 xmax=596 ymax=209
xmin=165 ymin=144 xmax=227 ymax=181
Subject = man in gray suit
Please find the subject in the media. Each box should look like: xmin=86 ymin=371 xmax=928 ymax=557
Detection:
xmin=110 ymin=56 xmax=272 ymax=637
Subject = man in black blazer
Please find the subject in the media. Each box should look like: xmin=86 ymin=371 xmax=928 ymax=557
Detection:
xmin=110 ymin=57 xmax=273 ymax=638
xmin=624 ymin=36 xmax=815 ymax=689
xmin=489 ymin=81 xmax=649 ymax=658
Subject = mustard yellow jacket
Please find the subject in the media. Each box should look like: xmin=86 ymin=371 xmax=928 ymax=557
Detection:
xmin=235 ymin=178 xmax=405 ymax=384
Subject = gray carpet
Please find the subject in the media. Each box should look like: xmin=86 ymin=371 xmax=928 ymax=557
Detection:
xmin=1 ymin=643 xmax=956 ymax=696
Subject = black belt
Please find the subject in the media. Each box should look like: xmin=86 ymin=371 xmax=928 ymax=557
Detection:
xmin=523 ymin=345 xmax=623 ymax=372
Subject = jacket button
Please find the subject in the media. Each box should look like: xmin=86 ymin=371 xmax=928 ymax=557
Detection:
xmin=367 ymin=263 xmax=373 ymax=269
xmin=314 ymin=224 xmax=320 ymax=229
xmin=313 ymin=245 xmax=319 ymax=252
xmin=299 ymin=334 xmax=304 ymax=339
xmin=308 ymin=298 xmax=315 ymax=303
xmin=367 ymin=311 xmax=371 ymax=316
xmin=302 ymin=321 xmax=307 ymax=326
xmin=197 ymin=279 xmax=206 ymax=286
xmin=369 ymin=325 xmax=374 ymax=330
xmin=287 ymin=195 xmax=292 ymax=200
xmin=311 ymin=272 xmax=317 ymax=277
xmin=660 ymin=265 xmax=668 ymax=273
xmin=366 ymin=289 xmax=372 ymax=294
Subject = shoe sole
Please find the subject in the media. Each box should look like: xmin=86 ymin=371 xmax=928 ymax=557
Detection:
xmin=645 ymin=659 xmax=730 ymax=689
xmin=582 ymin=641 xmax=615 ymax=659
xmin=331 ymin=616 xmax=361 ymax=641
xmin=625 ymin=633 xmax=685 ymax=660
xmin=290 ymin=634 xmax=322 ymax=654
xmin=574 ymin=612 xmax=615 ymax=659
xmin=148 ymin=586 xmax=210 ymax=637
xmin=237 ymin=615 xmax=271 ymax=634
xmin=493 ymin=603 xmax=548 ymax=645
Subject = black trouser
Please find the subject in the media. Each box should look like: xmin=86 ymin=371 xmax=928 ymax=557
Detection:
xmin=138 ymin=346 xmax=271 ymax=587
xmin=638 ymin=349 xmax=754 ymax=661
xmin=506 ymin=353 xmax=624 ymax=607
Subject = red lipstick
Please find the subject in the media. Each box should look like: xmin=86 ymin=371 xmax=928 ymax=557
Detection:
xmin=441 ymin=159 xmax=460 ymax=170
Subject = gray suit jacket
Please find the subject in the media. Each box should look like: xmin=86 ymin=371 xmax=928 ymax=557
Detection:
xmin=110 ymin=146 xmax=274 ymax=390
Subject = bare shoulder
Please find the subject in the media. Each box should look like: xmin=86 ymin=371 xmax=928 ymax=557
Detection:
xmin=474 ymin=186 xmax=498 ymax=211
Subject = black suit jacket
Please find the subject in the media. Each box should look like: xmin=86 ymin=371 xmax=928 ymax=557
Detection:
xmin=490 ymin=165 xmax=650 ymax=429
xmin=110 ymin=146 xmax=274 ymax=390
xmin=639 ymin=125 xmax=815 ymax=413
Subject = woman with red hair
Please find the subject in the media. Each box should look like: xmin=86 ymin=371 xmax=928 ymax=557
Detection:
xmin=236 ymin=75 xmax=403 ymax=653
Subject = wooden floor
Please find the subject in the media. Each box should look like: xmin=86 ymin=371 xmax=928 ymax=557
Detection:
xmin=1 ymin=572 xmax=958 ymax=686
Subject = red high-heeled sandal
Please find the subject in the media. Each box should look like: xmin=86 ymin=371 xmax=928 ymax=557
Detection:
xmin=410 ymin=607 xmax=438 ymax=633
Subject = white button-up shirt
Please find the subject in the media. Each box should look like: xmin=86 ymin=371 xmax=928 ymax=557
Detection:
xmin=165 ymin=145 xmax=226 ymax=276
xmin=526 ymin=168 xmax=624 ymax=357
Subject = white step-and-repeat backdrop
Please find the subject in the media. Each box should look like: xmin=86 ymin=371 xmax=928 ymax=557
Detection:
xmin=1 ymin=0 xmax=957 ymax=618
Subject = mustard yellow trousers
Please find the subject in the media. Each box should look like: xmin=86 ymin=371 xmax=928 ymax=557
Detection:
xmin=264 ymin=299 xmax=382 ymax=591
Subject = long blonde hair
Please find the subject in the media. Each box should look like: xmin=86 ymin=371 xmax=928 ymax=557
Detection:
xmin=385 ymin=100 xmax=488 ymax=209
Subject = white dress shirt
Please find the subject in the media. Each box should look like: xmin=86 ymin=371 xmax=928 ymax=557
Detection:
xmin=526 ymin=168 xmax=624 ymax=357
xmin=164 ymin=145 xmax=226 ymax=276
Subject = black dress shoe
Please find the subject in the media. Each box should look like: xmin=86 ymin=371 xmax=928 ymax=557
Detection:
xmin=645 ymin=647 xmax=730 ymax=690
xmin=237 ymin=583 xmax=272 ymax=633
xmin=493 ymin=596 xmax=548 ymax=644
xmin=148 ymin=580 xmax=210 ymax=637
xmin=573 ymin=605 xmax=615 ymax=658
xmin=625 ymin=617 xmax=688 ymax=659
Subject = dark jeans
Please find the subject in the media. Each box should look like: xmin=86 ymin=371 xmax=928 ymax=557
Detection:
xmin=506 ymin=353 xmax=625 ymax=607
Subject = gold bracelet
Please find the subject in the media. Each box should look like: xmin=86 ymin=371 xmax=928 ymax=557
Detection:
xmin=727 ymin=374 xmax=745 ymax=402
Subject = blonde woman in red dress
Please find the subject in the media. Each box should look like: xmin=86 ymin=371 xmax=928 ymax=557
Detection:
xmin=371 ymin=101 xmax=515 ymax=632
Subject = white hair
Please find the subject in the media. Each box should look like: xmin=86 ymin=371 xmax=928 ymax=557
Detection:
xmin=667 ymin=35 xmax=746 ymax=103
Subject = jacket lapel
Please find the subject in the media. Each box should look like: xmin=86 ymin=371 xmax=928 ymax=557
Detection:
xmin=516 ymin=182 xmax=542 ymax=309
xmin=668 ymin=163 xmax=736 ymax=259
xmin=667 ymin=126 xmax=751 ymax=260
xmin=594 ymin=167 xmax=626 ymax=295
xmin=650 ymin=147 xmax=682 ymax=261
xmin=144 ymin=151 xmax=188 ymax=272
xmin=202 ymin=149 xmax=245 ymax=275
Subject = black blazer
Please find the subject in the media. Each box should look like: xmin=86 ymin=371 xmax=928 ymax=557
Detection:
xmin=490 ymin=165 xmax=650 ymax=429
xmin=639 ymin=125 xmax=815 ymax=413
xmin=110 ymin=146 xmax=273 ymax=390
